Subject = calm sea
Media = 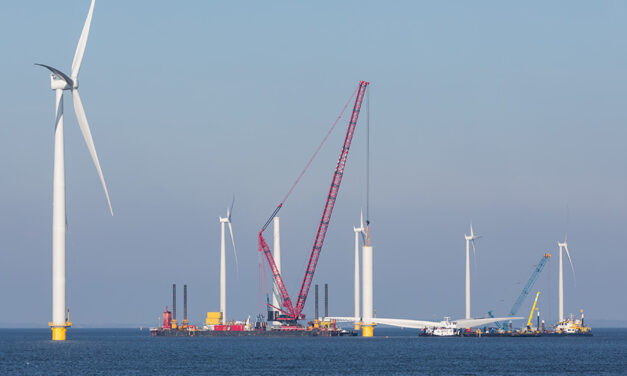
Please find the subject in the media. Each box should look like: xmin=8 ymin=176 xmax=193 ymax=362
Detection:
xmin=1 ymin=328 xmax=626 ymax=375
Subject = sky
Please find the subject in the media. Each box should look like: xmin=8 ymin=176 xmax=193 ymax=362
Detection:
xmin=1 ymin=0 xmax=627 ymax=328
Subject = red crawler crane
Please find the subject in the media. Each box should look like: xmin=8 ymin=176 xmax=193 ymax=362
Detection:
xmin=258 ymin=81 xmax=370 ymax=322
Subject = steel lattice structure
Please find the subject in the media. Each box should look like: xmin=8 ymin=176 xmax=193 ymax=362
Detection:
xmin=258 ymin=81 xmax=370 ymax=321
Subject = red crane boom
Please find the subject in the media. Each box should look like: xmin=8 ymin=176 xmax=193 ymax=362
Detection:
xmin=258 ymin=80 xmax=370 ymax=321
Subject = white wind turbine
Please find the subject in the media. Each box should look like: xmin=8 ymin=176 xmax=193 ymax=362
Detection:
xmin=464 ymin=222 xmax=481 ymax=319
xmin=557 ymin=235 xmax=575 ymax=322
xmin=219 ymin=196 xmax=239 ymax=324
xmin=353 ymin=210 xmax=366 ymax=327
xmin=36 ymin=0 xmax=112 ymax=341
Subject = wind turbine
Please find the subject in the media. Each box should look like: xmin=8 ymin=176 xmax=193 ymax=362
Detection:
xmin=219 ymin=196 xmax=238 ymax=324
xmin=557 ymin=235 xmax=575 ymax=322
xmin=464 ymin=222 xmax=481 ymax=319
xmin=36 ymin=0 xmax=112 ymax=341
xmin=353 ymin=210 xmax=366 ymax=328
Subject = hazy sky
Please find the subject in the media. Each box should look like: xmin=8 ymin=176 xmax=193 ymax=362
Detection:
xmin=1 ymin=0 xmax=626 ymax=327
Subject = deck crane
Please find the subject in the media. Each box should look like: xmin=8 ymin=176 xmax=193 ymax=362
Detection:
xmin=526 ymin=291 xmax=541 ymax=330
xmin=489 ymin=253 xmax=551 ymax=329
xmin=258 ymin=81 xmax=370 ymax=323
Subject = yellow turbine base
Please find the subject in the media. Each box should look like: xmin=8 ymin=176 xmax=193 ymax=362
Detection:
xmin=354 ymin=323 xmax=361 ymax=331
xmin=51 ymin=327 xmax=67 ymax=341
xmin=362 ymin=325 xmax=374 ymax=337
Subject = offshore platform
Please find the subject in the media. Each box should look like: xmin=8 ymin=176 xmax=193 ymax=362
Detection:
xmin=150 ymin=283 xmax=355 ymax=337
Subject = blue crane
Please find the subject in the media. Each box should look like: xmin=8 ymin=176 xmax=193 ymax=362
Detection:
xmin=489 ymin=253 xmax=551 ymax=329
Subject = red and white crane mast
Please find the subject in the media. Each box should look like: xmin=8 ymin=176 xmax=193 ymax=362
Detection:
xmin=257 ymin=80 xmax=370 ymax=321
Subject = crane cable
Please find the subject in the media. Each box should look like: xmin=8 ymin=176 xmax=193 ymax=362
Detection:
xmin=365 ymin=86 xmax=371 ymax=245
xmin=260 ymin=85 xmax=359 ymax=232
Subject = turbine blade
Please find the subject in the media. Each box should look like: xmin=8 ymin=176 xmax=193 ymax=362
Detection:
xmin=564 ymin=244 xmax=576 ymax=285
xmin=360 ymin=209 xmax=364 ymax=230
xmin=228 ymin=222 xmax=239 ymax=278
xmin=55 ymin=90 xmax=64 ymax=131
xmin=35 ymin=64 xmax=73 ymax=86
xmin=228 ymin=194 xmax=235 ymax=221
xmin=72 ymin=89 xmax=113 ymax=215
xmin=471 ymin=239 xmax=477 ymax=268
xmin=71 ymin=0 xmax=95 ymax=80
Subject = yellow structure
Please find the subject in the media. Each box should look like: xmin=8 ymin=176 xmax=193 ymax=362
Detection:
xmin=527 ymin=291 xmax=540 ymax=328
xmin=361 ymin=323 xmax=376 ymax=337
xmin=49 ymin=320 xmax=71 ymax=341
xmin=354 ymin=322 xmax=361 ymax=331
xmin=171 ymin=319 xmax=178 ymax=330
xmin=206 ymin=312 xmax=222 ymax=326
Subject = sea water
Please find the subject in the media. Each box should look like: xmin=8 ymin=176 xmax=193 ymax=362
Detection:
xmin=1 ymin=328 xmax=626 ymax=375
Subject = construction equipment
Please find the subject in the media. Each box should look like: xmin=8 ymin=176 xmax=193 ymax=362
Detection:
xmin=258 ymin=81 xmax=370 ymax=323
xmin=489 ymin=253 xmax=551 ymax=329
xmin=526 ymin=291 xmax=540 ymax=329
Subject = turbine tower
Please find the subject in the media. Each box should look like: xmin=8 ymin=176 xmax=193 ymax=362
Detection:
xmin=362 ymin=240 xmax=374 ymax=336
xmin=36 ymin=0 xmax=113 ymax=341
xmin=464 ymin=222 xmax=481 ymax=319
xmin=272 ymin=216 xmax=281 ymax=318
xmin=557 ymin=236 xmax=575 ymax=322
xmin=353 ymin=211 xmax=365 ymax=329
xmin=361 ymin=219 xmax=375 ymax=337
xmin=218 ymin=197 xmax=238 ymax=324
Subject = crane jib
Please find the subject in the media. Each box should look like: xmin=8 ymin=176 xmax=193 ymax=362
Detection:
xmin=293 ymin=81 xmax=370 ymax=319
xmin=257 ymin=81 xmax=370 ymax=321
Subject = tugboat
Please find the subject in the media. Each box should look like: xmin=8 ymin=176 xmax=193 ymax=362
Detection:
xmin=552 ymin=311 xmax=592 ymax=336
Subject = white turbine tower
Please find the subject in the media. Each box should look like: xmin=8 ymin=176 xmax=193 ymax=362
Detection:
xmin=271 ymin=216 xmax=281 ymax=319
xmin=557 ymin=235 xmax=575 ymax=322
xmin=36 ymin=0 xmax=113 ymax=341
xmin=353 ymin=211 xmax=365 ymax=329
xmin=464 ymin=222 xmax=481 ymax=319
xmin=219 ymin=197 xmax=238 ymax=324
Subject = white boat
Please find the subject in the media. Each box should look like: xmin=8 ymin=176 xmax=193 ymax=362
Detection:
xmin=554 ymin=313 xmax=591 ymax=335
xmin=422 ymin=317 xmax=459 ymax=336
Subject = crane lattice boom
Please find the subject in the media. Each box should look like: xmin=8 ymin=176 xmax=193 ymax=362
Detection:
xmin=509 ymin=253 xmax=551 ymax=317
xmin=489 ymin=253 xmax=551 ymax=329
xmin=258 ymin=81 xmax=370 ymax=321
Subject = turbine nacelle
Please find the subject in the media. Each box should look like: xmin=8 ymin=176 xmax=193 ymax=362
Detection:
xmin=50 ymin=75 xmax=71 ymax=90
xmin=354 ymin=210 xmax=366 ymax=243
